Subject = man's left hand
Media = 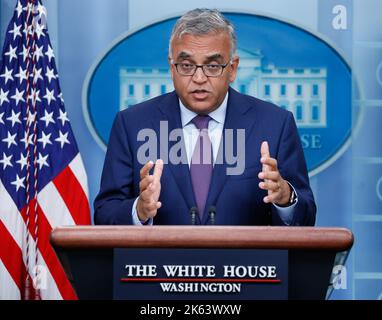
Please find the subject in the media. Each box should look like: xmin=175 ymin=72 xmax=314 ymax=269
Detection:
xmin=258 ymin=141 xmax=291 ymax=206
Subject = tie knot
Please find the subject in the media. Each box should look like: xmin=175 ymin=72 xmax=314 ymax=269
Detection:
xmin=192 ymin=115 xmax=211 ymax=130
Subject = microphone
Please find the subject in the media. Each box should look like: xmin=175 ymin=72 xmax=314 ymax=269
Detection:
xmin=189 ymin=207 xmax=198 ymax=225
xmin=208 ymin=206 xmax=216 ymax=225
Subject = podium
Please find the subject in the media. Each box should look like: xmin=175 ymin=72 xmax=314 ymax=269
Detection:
xmin=50 ymin=226 xmax=353 ymax=300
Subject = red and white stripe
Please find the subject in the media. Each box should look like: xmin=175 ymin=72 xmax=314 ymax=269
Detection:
xmin=0 ymin=154 xmax=90 ymax=300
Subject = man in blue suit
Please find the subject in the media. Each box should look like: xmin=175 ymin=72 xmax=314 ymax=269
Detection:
xmin=94 ymin=9 xmax=316 ymax=226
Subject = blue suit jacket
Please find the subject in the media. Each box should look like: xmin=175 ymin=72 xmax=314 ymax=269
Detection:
xmin=94 ymin=88 xmax=316 ymax=226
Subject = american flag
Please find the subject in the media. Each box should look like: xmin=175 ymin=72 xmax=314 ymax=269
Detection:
xmin=0 ymin=0 xmax=90 ymax=299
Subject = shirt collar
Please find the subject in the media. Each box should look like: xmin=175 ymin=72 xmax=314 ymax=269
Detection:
xmin=179 ymin=92 xmax=228 ymax=128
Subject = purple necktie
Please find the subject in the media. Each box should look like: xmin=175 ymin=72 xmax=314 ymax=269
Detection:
xmin=190 ymin=115 xmax=213 ymax=219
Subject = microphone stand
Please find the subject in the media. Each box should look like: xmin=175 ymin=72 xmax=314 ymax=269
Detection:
xmin=208 ymin=206 xmax=216 ymax=225
xmin=189 ymin=207 xmax=198 ymax=225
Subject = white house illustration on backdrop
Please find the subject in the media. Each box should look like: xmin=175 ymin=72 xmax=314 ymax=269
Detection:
xmin=119 ymin=48 xmax=327 ymax=128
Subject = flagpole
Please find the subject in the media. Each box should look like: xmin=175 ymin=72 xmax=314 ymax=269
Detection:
xmin=23 ymin=0 xmax=40 ymax=300
xmin=31 ymin=0 xmax=41 ymax=300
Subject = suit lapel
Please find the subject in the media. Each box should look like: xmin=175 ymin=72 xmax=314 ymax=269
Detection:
xmin=155 ymin=92 xmax=197 ymax=214
xmin=202 ymin=88 xmax=256 ymax=224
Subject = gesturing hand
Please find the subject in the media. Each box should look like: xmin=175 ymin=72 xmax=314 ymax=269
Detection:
xmin=137 ymin=159 xmax=164 ymax=222
xmin=258 ymin=141 xmax=291 ymax=206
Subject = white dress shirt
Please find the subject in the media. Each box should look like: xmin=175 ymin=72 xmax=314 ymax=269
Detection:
xmin=132 ymin=92 xmax=297 ymax=225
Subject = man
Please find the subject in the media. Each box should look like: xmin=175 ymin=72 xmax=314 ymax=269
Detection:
xmin=94 ymin=8 xmax=316 ymax=226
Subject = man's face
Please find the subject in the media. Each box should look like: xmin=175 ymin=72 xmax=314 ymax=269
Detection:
xmin=169 ymin=32 xmax=239 ymax=114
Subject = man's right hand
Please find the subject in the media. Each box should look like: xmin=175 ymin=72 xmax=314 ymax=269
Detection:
xmin=137 ymin=159 xmax=164 ymax=222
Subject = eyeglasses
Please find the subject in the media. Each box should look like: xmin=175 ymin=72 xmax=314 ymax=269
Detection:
xmin=172 ymin=61 xmax=231 ymax=77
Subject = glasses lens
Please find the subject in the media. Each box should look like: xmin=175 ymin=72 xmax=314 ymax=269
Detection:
xmin=177 ymin=63 xmax=195 ymax=75
xmin=203 ymin=65 xmax=223 ymax=77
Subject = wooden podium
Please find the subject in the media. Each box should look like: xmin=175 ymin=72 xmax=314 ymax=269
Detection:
xmin=50 ymin=226 xmax=353 ymax=300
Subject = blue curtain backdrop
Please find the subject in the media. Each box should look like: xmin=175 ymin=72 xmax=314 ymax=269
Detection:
xmin=0 ymin=0 xmax=381 ymax=300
